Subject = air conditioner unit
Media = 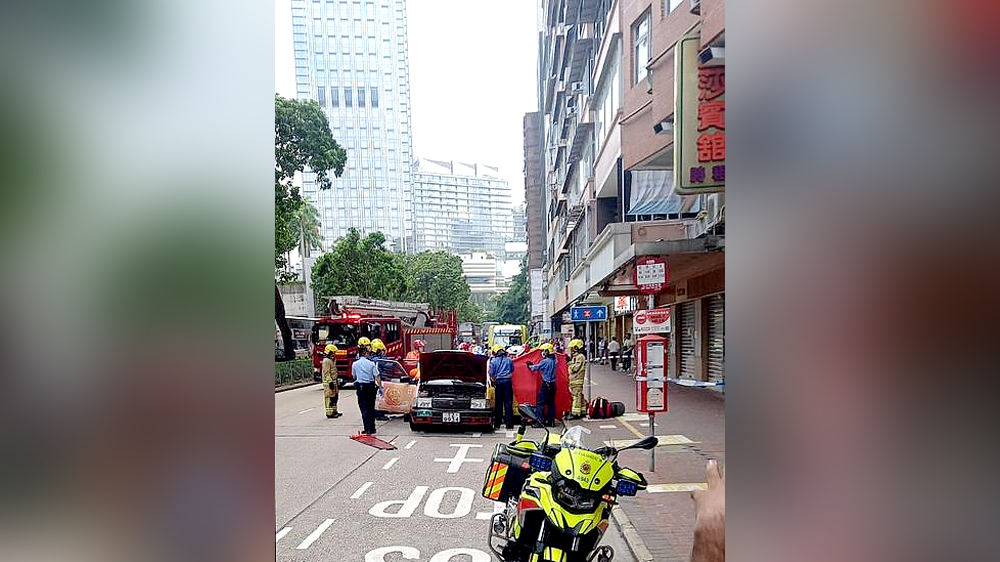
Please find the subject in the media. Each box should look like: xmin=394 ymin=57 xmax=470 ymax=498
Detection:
xmin=699 ymin=46 xmax=725 ymax=66
xmin=570 ymin=81 xmax=584 ymax=93
xmin=689 ymin=0 xmax=701 ymax=15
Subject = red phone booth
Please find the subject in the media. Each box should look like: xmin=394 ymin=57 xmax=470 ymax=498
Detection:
xmin=635 ymin=334 xmax=668 ymax=413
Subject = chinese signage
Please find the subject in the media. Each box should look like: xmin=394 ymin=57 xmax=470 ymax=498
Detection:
xmin=571 ymin=305 xmax=608 ymax=322
xmin=614 ymin=296 xmax=638 ymax=314
xmin=675 ymin=35 xmax=725 ymax=194
xmin=633 ymin=256 xmax=669 ymax=295
xmin=633 ymin=308 xmax=671 ymax=334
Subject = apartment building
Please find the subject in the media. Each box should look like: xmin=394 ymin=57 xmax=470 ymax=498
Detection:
xmin=533 ymin=0 xmax=725 ymax=384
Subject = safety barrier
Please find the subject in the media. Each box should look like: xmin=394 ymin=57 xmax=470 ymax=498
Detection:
xmin=275 ymin=359 xmax=314 ymax=387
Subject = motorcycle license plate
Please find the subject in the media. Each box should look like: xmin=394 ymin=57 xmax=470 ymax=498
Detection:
xmin=442 ymin=412 xmax=461 ymax=423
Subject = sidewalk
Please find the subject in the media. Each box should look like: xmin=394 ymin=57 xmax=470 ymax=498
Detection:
xmin=583 ymin=363 xmax=725 ymax=562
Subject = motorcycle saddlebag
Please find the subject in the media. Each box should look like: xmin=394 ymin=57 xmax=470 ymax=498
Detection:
xmin=482 ymin=443 xmax=533 ymax=502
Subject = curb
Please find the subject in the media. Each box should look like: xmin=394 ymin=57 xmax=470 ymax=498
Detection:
xmin=611 ymin=505 xmax=654 ymax=562
xmin=275 ymin=381 xmax=319 ymax=393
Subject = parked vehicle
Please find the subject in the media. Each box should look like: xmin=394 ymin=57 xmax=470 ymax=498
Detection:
xmin=485 ymin=405 xmax=657 ymax=562
xmin=488 ymin=324 xmax=528 ymax=353
xmin=409 ymin=350 xmax=494 ymax=431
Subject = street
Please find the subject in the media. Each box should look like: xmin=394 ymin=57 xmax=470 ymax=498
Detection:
xmin=275 ymin=377 xmax=644 ymax=561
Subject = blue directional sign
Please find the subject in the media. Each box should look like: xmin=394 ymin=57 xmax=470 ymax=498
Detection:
xmin=570 ymin=305 xmax=608 ymax=322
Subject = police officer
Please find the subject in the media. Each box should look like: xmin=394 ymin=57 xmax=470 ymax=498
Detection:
xmin=488 ymin=344 xmax=515 ymax=430
xmin=322 ymin=344 xmax=343 ymax=418
xmin=566 ymin=339 xmax=586 ymax=419
xmin=527 ymin=343 xmax=558 ymax=426
xmin=352 ymin=345 xmax=381 ymax=435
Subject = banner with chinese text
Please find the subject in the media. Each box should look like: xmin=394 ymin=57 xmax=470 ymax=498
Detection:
xmin=675 ymin=36 xmax=725 ymax=194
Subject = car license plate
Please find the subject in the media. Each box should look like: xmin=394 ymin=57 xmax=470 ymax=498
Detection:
xmin=415 ymin=409 xmax=432 ymax=417
xmin=442 ymin=412 xmax=461 ymax=423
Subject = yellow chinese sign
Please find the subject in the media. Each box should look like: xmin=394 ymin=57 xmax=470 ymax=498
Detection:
xmin=675 ymin=36 xmax=725 ymax=193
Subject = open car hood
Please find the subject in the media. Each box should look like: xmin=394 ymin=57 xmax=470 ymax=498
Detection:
xmin=418 ymin=350 xmax=488 ymax=384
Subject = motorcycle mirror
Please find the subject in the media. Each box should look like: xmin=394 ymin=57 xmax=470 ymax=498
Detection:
xmin=518 ymin=404 xmax=541 ymax=426
xmin=631 ymin=436 xmax=659 ymax=450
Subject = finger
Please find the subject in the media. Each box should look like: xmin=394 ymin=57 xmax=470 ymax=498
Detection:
xmin=705 ymin=459 xmax=722 ymax=487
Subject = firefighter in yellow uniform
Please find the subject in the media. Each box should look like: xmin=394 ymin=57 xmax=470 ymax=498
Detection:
xmin=322 ymin=344 xmax=342 ymax=418
xmin=567 ymin=339 xmax=587 ymax=419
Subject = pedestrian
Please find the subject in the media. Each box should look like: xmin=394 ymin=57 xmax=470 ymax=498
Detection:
xmin=588 ymin=338 xmax=595 ymax=362
xmin=352 ymin=345 xmax=381 ymax=435
xmin=322 ymin=344 xmax=343 ymax=419
xmin=566 ymin=339 xmax=586 ymax=419
xmin=622 ymin=336 xmax=633 ymax=373
xmin=527 ymin=343 xmax=557 ymax=426
xmin=488 ymin=344 xmax=515 ymax=429
xmin=608 ymin=337 xmax=621 ymax=371
xmin=599 ymin=338 xmax=607 ymax=365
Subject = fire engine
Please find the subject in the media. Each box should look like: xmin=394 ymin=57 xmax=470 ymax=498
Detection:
xmin=310 ymin=295 xmax=457 ymax=383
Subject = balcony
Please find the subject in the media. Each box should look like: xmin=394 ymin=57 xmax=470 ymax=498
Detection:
xmin=567 ymin=37 xmax=595 ymax=83
xmin=565 ymin=0 xmax=601 ymax=24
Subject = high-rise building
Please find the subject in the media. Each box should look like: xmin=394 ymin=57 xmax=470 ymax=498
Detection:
xmin=411 ymin=157 xmax=515 ymax=256
xmin=291 ymin=0 xmax=414 ymax=252
xmin=523 ymin=112 xmax=545 ymax=270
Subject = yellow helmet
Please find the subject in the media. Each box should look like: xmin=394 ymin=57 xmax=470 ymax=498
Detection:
xmin=491 ymin=344 xmax=505 ymax=354
xmin=357 ymin=337 xmax=371 ymax=347
xmin=324 ymin=344 xmax=339 ymax=355
xmin=371 ymin=338 xmax=386 ymax=352
xmin=539 ymin=343 xmax=555 ymax=354
xmin=569 ymin=339 xmax=584 ymax=350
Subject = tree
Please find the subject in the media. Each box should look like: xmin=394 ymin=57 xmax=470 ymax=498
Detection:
xmin=294 ymin=199 xmax=323 ymax=261
xmin=275 ymin=95 xmax=346 ymax=360
xmin=274 ymin=94 xmax=346 ymax=271
xmin=311 ymin=229 xmax=405 ymax=309
xmin=400 ymin=251 xmax=471 ymax=311
xmin=494 ymin=256 xmax=529 ymax=325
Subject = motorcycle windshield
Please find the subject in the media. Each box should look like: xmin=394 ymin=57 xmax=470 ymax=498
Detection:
xmin=560 ymin=425 xmax=593 ymax=450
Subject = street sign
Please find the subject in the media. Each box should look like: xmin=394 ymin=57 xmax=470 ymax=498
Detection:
xmin=633 ymin=308 xmax=671 ymax=334
xmin=634 ymin=256 xmax=669 ymax=295
xmin=570 ymin=305 xmax=608 ymax=322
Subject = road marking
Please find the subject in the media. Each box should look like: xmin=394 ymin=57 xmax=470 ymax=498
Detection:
xmin=275 ymin=526 xmax=291 ymax=542
xmin=429 ymin=549 xmax=491 ymax=562
xmin=617 ymin=418 xmax=647 ymax=438
xmin=366 ymin=546 xmax=420 ymax=562
xmin=296 ymin=518 xmax=334 ymax=549
xmin=620 ymin=413 xmax=648 ymax=422
xmin=404 ymin=440 xmax=416 ymax=449
xmin=647 ymin=482 xmax=708 ymax=493
xmin=599 ymin=425 xmax=617 ymax=429
xmin=604 ymin=435 xmax=698 ymax=448
xmin=351 ymin=481 xmax=374 ymax=499
xmin=471 ymin=432 xmax=482 ymax=438
xmin=382 ymin=457 xmax=399 ymax=470
xmin=638 ymin=422 xmax=659 ymax=427
xmin=298 ymin=408 xmax=314 ymax=414
xmin=476 ymin=502 xmax=506 ymax=520
xmin=370 ymin=486 xmax=428 ymax=518
xmin=424 ymin=487 xmax=474 ymax=518
xmin=505 ymin=430 xmax=515 ymax=438
xmin=434 ymin=444 xmax=484 ymax=473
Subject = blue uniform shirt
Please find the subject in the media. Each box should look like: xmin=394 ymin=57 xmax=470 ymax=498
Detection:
xmin=352 ymin=355 xmax=379 ymax=384
xmin=530 ymin=355 xmax=557 ymax=383
xmin=489 ymin=356 xmax=514 ymax=382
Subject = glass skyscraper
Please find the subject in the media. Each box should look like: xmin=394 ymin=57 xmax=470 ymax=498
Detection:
xmin=291 ymin=0 xmax=414 ymax=252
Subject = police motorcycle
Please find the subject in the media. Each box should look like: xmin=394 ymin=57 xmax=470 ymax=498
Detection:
xmin=482 ymin=405 xmax=656 ymax=562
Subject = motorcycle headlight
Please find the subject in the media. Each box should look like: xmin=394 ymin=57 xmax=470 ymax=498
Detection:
xmin=471 ymin=398 xmax=488 ymax=409
xmin=554 ymin=479 xmax=598 ymax=511
xmin=415 ymin=398 xmax=432 ymax=408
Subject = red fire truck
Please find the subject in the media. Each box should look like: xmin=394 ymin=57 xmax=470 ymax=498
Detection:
xmin=310 ymin=296 xmax=457 ymax=383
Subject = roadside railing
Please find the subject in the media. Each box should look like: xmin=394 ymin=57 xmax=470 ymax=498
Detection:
xmin=275 ymin=359 xmax=314 ymax=387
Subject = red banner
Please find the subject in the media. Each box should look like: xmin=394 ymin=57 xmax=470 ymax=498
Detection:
xmin=510 ymin=348 xmax=572 ymax=420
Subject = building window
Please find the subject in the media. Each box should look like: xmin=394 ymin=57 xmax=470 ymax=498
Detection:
xmin=345 ymin=87 xmax=353 ymax=107
xmin=370 ymin=87 xmax=378 ymax=107
xmin=317 ymin=86 xmax=326 ymax=106
xmin=357 ymin=87 xmax=365 ymax=107
xmin=633 ymin=11 xmax=650 ymax=85
xmin=331 ymin=87 xmax=339 ymax=107
xmin=665 ymin=0 xmax=683 ymax=14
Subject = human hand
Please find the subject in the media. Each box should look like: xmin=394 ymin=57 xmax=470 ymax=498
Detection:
xmin=690 ymin=459 xmax=725 ymax=562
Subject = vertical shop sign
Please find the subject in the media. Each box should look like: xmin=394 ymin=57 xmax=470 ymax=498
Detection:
xmin=676 ymin=36 xmax=725 ymax=194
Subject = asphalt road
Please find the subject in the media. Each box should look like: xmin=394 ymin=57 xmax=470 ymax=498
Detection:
xmin=275 ymin=378 xmax=641 ymax=562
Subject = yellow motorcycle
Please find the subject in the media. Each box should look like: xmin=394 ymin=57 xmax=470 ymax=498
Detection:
xmin=483 ymin=406 xmax=656 ymax=562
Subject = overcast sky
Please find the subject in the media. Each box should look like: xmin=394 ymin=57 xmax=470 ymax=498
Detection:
xmin=275 ymin=0 xmax=539 ymax=206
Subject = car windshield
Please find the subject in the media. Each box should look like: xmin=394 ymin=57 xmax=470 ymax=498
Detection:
xmin=493 ymin=334 xmax=523 ymax=347
xmin=560 ymin=425 xmax=593 ymax=450
xmin=316 ymin=323 xmax=358 ymax=347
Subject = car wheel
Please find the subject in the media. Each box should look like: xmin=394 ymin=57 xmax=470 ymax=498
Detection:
xmin=409 ymin=420 xmax=421 ymax=432
xmin=482 ymin=424 xmax=496 ymax=434
xmin=403 ymin=413 xmax=411 ymax=422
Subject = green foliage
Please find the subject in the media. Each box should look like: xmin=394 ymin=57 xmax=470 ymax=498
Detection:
xmin=294 ymin=199 xmax=323 ymax=257
xmin=494 ymin=256 xmax=529 ymax=325
xmin=275 ymin=94 xmax=346 ymax=271
xmin=400 ymin=251 xmax=471 ymax=312
xmin=311 ymin=228 xmax=405 ymax=307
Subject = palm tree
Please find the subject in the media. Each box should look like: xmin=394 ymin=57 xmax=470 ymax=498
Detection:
xmin=291 ymin=200 xmax=323 ymax=277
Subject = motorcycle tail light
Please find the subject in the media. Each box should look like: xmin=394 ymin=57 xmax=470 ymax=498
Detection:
xmin=518 ymin=497 xmax=540 ymax=512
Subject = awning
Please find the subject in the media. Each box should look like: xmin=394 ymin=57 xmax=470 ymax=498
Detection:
xmin=627 ymin=170 xmax=701 ymax=216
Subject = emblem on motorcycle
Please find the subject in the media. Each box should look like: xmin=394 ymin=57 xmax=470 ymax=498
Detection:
xmin=580 ymin=462 xmax=592 ymax=475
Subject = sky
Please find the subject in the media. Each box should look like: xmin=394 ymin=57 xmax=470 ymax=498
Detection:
xmin=275 ymin=0 xmax=540 ymax=206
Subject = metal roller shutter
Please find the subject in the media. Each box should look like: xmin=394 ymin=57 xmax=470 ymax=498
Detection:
xmin=678 ymin=301 xmax=696 ymax=379
xmin=706 ymin=294 xmax=725 ymax=383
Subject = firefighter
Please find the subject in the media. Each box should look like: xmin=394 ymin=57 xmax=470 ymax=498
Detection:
xmin=566 ymin=339 xmax=586 ymax=419
xmin=405 ymin=339 xmax=425 ymax=362
xmin=370 ymin=338 xmax=387 ymax=358
xmin=357 ymin=336 xmax=372 ymax=354
xmin=527 ymin=343 xmax=557 ymax=426
xmin=322 ymin=344 xmax=343 ymax=419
